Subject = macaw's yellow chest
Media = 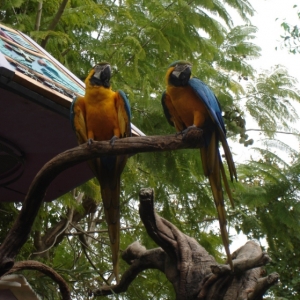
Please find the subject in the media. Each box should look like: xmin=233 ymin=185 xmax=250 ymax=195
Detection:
xmin=84 ymin=87 xmax=119 ymax=141
xmin=167 ymin=85 xmax=209 ymax=128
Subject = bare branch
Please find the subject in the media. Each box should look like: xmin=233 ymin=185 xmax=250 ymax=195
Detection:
xmin=246 ymin=128 xmax=300 ymax=136
xmin=93 ymin=245 xmax=166 ymax=296
xmin=32 ymin=207 xmax=73 ymax=256
xmin=64 ymin=226 xmax=136 ymax=235
xmin=5 ymin=260 xmax=70 ymax=300
xmin=248 ymin=272 xmax=279 ymax=300
xmin=35 ymin=1 xmax=43 ymax=31
xmin=41 ymin=0 xmax=69 ymax=48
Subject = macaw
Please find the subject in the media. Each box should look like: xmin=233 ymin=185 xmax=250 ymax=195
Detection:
xmin=161 ymin=61 xmax=237 ymax=269
xmin=70 ymin=62 xmax=131 ymax=282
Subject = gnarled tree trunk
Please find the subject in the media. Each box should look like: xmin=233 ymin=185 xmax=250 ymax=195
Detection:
xmin=94 ymin=188 xmax=279 ymax=299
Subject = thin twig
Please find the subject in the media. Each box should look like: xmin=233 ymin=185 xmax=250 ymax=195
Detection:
xmin=65 ymin=226 xmax=137 ymax=235
xmin=246 ymin=128 xmax=300 ymax=136
xmin=32 ymin=208 xmax=73 ymax=255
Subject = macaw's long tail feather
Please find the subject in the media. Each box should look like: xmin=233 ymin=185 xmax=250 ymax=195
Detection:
xmin=95 ymin=155 xmax=127 ymax=284
xmin=200 ymin=133 xmax=233 ymax=270
xmin=208 ymin=156 xmax=233 ymax=270
xmin=219 ymin=130 xmax=237 ymax=183
xmin=100 ymin=176 xmax=121 ymax=284
xmin=220 ymin=162 xmax=234 ymax=208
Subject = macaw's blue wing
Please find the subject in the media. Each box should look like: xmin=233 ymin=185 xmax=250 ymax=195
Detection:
xmin=188 ymin=78 xmax=237 ymax=184
xmin=188 ymin=78 xmax=226 ymax=133
xmin=116 ymin=90 xmax=131 ymax=137
xmin=187 ymin=78 xmax=237 ymax=269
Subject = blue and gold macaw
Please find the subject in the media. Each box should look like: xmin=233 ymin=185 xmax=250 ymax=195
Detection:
xmin=161 ymin=61 xmax=237 ymax=269
xmin=70 ymin=62 xmax=131 ymax=282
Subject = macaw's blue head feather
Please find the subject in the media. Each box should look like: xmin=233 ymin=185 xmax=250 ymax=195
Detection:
xmin=88 ymin=62 xmax=111 ymax=88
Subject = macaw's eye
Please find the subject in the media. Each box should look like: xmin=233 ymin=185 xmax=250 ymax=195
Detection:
xmin=94 ymin=65 xmax=101 ymax=71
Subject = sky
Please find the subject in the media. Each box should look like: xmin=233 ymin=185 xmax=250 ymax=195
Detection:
xmin=231 ymin=0 xmax=300 ymax=164
xmin=250 ymin=0 xmax=299 ymax=78
xmin=229 ymin=0 xmax=300 ymax=251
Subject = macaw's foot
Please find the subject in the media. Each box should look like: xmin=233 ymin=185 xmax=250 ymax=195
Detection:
xmin=87 ymin=138 xmax=94 ymax=146
xmin=110 ymin=135 xmax=118 ymax=146
xmin=181 ymin=125 xmax=204 ymax=143
xmin=176 ymin=125 xmax=198 ymax=137
xmin=175 ymin=131 xmax=183 ymax=137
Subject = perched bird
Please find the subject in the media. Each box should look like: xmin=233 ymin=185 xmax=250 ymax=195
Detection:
xmin=70 ymin=62 xmax=131 ymax=282
xmin=161 ymin=61 xmax=237 ymax=269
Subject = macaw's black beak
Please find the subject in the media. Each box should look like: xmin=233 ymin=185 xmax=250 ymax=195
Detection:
xmin=172 ymin=64 xmax=191 ymax=78
xmin=169 ymin=64 xmax=192 ymax=86
xmin=90 ymin=64 xmax=111 ymax=87
xmin=93 ymin=64 xmax=111 ymax=80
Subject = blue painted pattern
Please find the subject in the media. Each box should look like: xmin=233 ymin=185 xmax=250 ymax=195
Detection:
xmin=0 ymin=26 xmax=85 ymax=97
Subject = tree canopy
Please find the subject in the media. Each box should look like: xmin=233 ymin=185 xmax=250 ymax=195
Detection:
xmin=1 ymin=0 xmax=300 ymax=299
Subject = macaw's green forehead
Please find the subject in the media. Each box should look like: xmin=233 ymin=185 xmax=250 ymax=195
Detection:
xmin=94 ymin=61 xmax=110 ymax=67
xmin=168 ymin=60 xmax=192 ymax=67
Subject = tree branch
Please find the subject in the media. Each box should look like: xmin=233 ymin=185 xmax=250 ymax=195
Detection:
xmin=248 ymin=272 xmax=279 ymax=300
xmin=41 ymin=0 xmax=69 ymax=48
xmin=32 ymin=207 xmax=74 ymax=256
xmin=5 ymin=260 xmax=70 ymax=300
xmin=31 ymin=194 xmax=98 ymax=260
xmin=93 ymin=188 xmax=277 ymax=299
xmin=93 ymin=244 xmax=166 ymax=296
xmin=0 ymin=130 xmax=204 ymax=276
xmin=246 ymin=128 xmax=300 ymax=136
xmin=35 ymin=1 xmax=43 ymax=31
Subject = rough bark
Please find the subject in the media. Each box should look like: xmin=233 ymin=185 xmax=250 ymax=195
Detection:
xmin=93 ymin=188 xmax=279 ymax=299
xmin=0 ymin=129 xmax=203 ymax=276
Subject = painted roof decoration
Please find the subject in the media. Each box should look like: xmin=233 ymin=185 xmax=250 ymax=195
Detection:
xmin=0 ymin=23 xmax=144 ymax=202
xmin=0 ymin=25 xmax=85 ymax=98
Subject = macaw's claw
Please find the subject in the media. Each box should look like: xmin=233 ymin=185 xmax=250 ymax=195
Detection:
xmin=87 ymin=138 xmax=94 ymax=146
xmin=175 ymin=131 xmax=184 ymax=137
xmin=176 ymin=125 xmax=198 ymax=137
xmin=110 ymin=135 xmax=118 ymax=146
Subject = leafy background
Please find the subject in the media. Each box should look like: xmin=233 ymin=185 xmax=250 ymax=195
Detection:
xmin=1 ymin=0 xmax=300 ymax=299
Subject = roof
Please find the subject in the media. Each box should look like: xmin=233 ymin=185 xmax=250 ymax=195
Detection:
xmin=0 ymin=24 xmax=144 ymax=202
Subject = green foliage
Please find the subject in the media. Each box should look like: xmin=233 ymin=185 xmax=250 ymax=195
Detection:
xmin=0 ymin=203 xmax=19 ymax=241
xmin=2 ymin=0 xmax=300 ymax=299
xmin=234 ymin=146 xmax=300 ymax=299
xmin=246 ymin=66 xmax=300 ymax=138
